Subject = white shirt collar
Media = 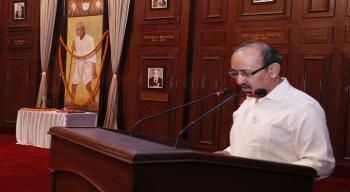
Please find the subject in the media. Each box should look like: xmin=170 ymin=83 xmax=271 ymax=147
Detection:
xmin=262 ymin=77 xmax=291 ymax=103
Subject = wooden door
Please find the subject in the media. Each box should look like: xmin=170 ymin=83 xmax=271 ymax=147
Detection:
xmin=0 ymin=0 xmax=40 ymax=129
xmin=122 ymin=0 xmax=191 ymax=138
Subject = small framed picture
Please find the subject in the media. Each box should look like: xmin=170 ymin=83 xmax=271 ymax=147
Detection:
xmin=252 ymin=0 xmax=275 ymax=4
xmin=13 ymin=1 xmax=26 ymax=21
xmin=147 ymin=67 xmax=164 ymax=89
xmin=151 ymin=0 xmax=168 ymax=9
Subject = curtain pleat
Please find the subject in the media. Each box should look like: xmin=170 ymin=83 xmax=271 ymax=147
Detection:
xmin=103 ymin=0 xmax=130 ymax=129
xmin=36 ymin=0 xmax=58 ymax=108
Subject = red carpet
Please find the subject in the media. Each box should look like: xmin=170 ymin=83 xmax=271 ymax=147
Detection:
xmin=0 ymin=131 xmax=50 ymax=192
xmin=314 ymin=177 xmax=350 ymax=192
xmin=0 ymin=129 xmax=350 ymax=192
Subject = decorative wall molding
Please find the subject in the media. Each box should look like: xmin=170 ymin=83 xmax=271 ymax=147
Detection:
xmin=300 ymin=27 xmax=334 ymax=44
xmin=142 ymin=0 xmax=181 ymax=24
xmin=201 ymin=0 xmax=227 ymax=23
xmin=238 ymin=0 xmax=291 ymax=21
xmin=302 ymin=0 xmax=335 ymax=18
xmin=200 ymin=30 xmax=226 ymax=46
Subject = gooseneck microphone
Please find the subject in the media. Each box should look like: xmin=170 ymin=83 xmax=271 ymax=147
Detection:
xmin=129 ymin=88 xmax=231 ymax=136
xmin=174 ymin=88 xmax=267 ymax=148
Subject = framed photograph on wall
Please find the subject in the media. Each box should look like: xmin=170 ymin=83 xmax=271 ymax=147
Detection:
xmin=13 ymin=1 xmax=26 ymax=21
xmin=151 ymin=0 xmax=168 ymax=9
xmin=147 ymin=67 xmax=165 ymax=89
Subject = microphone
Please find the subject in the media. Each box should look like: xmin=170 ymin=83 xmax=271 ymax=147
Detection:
xmin=174 ymin=88 xmax=267 ymax=148
xmin=129 ymin=88 xmax=231 ymax=136
xmin=247 ymin=88 xmax=267 ymax=98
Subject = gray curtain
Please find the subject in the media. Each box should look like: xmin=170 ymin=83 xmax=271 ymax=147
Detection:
xmin=104 ymin=0 xmax=130 ymax=129
xmin=36 ymin=0 xmax=58 ymax=108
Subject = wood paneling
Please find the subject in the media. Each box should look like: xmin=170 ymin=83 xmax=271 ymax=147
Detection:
xmin=344 ymin=25 xmax=350 ymax=43
xmin=138 ymin=54 xmax=175 ymax=135
xmin=200 ymin=30 xmax=226 ymax=45
xmin=300 ymin=27 xmax=334 ymax=44
xmin=7 ymin=35 xmax=33 ymax=49
xmin=296 ymin=54 xmax=331 ymax=108
xmin=302 ymin=0 xmax=335 ymax=18
xmin=190 ymin=53 xmax=225 ymax=150
xmin=201 ymin=0 xmax=227 ymax=23
xmin=341 ymin=54 xmax=350 ymax=160
xmin=0 ymin=0 xmax=40 ymax=128
xmin=237 ymin=0 xmax=292 ymax=21
xmin=4 ymin=56 xmax=32 ymax=123
xmin=8 ymin=0 xmax=36 ymax=31
xmin=142 ymin=0 xmax=182 ymax=24
xmin=123 ymin=0 xmax=191 ymax=138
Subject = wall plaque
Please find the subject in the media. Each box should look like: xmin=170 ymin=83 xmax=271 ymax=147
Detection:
xmin=236 ymin=28 xmax=290 ymax=44
xmin=141 ymin=31 xmax=179 ymax=46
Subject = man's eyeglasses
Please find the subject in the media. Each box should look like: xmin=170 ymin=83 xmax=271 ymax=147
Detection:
xmin=228 ymin=64 xmax=270 ymax=78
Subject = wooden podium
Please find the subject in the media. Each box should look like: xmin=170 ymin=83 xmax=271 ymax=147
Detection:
xmin=48 ymin=127 xmax=317 ymax=192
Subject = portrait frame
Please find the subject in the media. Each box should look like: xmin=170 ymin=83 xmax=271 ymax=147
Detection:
xmin=151 ymin=0 xmax=169 ymax=9
xmin=251 ymin=0 xmax=275 ymax=4
xmin=147 ymin=67 xmax=165 ymax=89
xmin=13 ymin=0 xmax=26 ymax=21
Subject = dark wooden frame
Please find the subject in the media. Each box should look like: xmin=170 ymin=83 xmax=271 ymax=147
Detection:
xmin=13 ymin=0 xmax=26 ymax=21
xmin=151 ymin=0 xmax=169 ymax=9
xmin=147 ymin=66 xmax=165 ymax=89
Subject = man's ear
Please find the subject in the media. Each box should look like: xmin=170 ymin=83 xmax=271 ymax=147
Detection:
xmin=269 ymin=63 xmax=281 ymax=78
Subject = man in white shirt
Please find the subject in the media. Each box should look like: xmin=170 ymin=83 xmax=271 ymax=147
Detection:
xmin=218 ymin=40 xmax=335 ymax=178
xmin=71 ymin=22 xmax=97 ymax=101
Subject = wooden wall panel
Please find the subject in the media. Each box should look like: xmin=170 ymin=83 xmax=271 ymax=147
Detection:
xmin=123 ymin=0 xmax=191 ymax=138
xmin=302 ymin=0 xmax=335 ymax=18
xmin=0 ymin=2 xmax=2 ymax=33
xmin=200 ymin=30 xmax=226 ymax=45
xmin=142 ymin=0 xmax=181 ymax=24
xmin=3 ymin=56 xmax=32 ymax=123
xmin=8 ymin=0 xmax=36 ymax=31
xmin=201 ymin=0 xmax=227 ymax=23
xmin=0 ymin=3 xmax=4 ymax=54
xmin=237 ymin=0 xmax=292 ymax=21
xmin=300 ymin=27 xmax=334 ymax=44
xmin=345 ymin=25 xmax=350 ymax=43
xmin=138 ymin=54 xmax=175 ymax=135
xmin=190 ymin=53 xmax=225 ymax=150
xmin=0 ymin=0 xmax=40 ymax=129
xmin=340 ymin=54 xmax=350 ymax=160
xmin=296 ymin=54 xmax=331 ymax=108
xmin=7 ymin=35 xmax=33 ymax=49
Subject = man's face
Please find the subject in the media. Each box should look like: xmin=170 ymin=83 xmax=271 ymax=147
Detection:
xmin=153 ymin=69 xmax=160 ymax=79
xmin=230 ymin=47 xmax=271 ymax=93
xmin=76 ymin=26 xmax=85 ymax=37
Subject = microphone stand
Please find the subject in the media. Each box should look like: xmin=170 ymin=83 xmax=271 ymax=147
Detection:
xmin=129 ymin=88 xmax=230 ymax=136
xmin=174 ymin=92 xmax=243 ymax=148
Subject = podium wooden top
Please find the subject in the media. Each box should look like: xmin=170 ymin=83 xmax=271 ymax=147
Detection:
xmin=49 ymin=127 xmax=317 ymax=178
